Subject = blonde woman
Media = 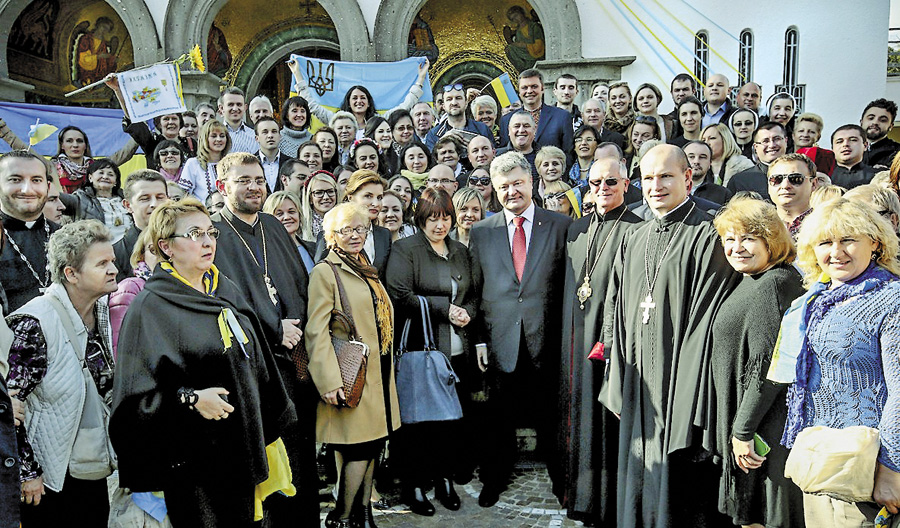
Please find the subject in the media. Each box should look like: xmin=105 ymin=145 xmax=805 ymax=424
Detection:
xmin=181 ymin=120 xmax=231 ymax=203
xmin=264 ymin=191 xmax=316 ymax=273
xmin=701 ymin=123 xmax=754 ymax=186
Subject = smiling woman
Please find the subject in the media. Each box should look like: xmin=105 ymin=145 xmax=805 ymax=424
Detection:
xmin=59 ymin=159 xmax=132 ymax=243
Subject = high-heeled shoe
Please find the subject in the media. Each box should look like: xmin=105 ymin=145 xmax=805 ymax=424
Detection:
xmin=434 ymin=478 xmax=461 ymax=510
xmin=349 ymin=502 xmax=379 ymax=528
xmin=403 ymin=487 xmax=436 ymax=516
xmin=324 ymin=510 xmax=353 ymax=528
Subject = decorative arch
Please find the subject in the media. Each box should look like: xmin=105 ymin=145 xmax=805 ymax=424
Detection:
xmin=0 ymin=0 xmax=160 ymax=81
xmin=236 ymin=27 xmax=340 ymax=96
xmin=373 ymin=0 xmax=583 ymax=62
xmin=164 ymin=0 xmax=370 ymax=66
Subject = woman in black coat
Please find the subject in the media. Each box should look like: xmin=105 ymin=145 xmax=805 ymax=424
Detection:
xmin=385 ymin=187 xmax=478 ymax=517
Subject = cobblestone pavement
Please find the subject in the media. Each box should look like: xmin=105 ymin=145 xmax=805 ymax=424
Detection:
xmin=319 ymin=463 xmax=586 ymax=528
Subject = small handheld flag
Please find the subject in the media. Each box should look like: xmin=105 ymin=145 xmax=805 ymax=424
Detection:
xmin=28 ymin=119 xmax=58 ymax=146
xmin=485 ymin=73 xmax=520 ymax=109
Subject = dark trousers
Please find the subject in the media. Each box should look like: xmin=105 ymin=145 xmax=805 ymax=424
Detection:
xmin=480 ymin=343 xmax=554 ymax=490
xmin=394 ymin=420 xmax=459 ymax=489
xmin=265 ymin=367 xmax=320 ymax=527
xmin=20 ymin=472 xmax=109 ymax=527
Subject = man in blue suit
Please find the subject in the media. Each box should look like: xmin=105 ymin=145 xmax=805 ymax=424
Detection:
xmin=498 ymin=69 xmax=574 ymax=155
xmin=469 ymin=151 xmax=572 ymax=507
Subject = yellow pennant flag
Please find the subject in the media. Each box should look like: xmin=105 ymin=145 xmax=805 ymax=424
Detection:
xmin=28 ymin=119 xmax=58 ymax=146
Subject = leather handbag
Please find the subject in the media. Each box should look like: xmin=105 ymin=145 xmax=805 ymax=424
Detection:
xmin=326 ymin=261 xmax=369 ymax=408
xmin=784 ymin=425 xmax=880 ymax=503
xmin=291 ymin=341 xmax=310 ymax=382
xmin=395 ymin=296 xmax=463 ymax=424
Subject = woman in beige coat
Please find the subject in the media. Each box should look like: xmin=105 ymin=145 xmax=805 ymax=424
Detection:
xmin=306 ymin=202 xmax=400 ymax=528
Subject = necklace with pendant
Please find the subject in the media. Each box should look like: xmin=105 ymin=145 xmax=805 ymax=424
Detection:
xmin=5 ymin=220 xmax=51 ymax=293
xmin=577 ymin=206 xmax=626 ymax=309
xmin=641 ymin=203 xmax=694 ymax=324
xmin=221 ymin=213 xmax=279 ymax=306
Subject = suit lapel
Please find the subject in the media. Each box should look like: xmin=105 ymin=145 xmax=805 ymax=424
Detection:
xmin=488 ymin=214 xmax=518 ymax=281
xmin=520 ymin=208 xmax=550 ymax=286
xmin=534 ymin=104 xmax=549 ymax=143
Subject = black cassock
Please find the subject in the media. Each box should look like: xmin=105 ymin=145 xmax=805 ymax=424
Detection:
xmin=556 ymin=202 xmax=642 ymax=526
xmin=599 ymin=199 xmax=738 ymax=528
xmin=211 ymin=207 xmax=319 ymax=526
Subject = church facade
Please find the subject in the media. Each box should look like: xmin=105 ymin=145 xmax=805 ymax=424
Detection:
xmin=0 ymin=0 xmax=891 ymax=139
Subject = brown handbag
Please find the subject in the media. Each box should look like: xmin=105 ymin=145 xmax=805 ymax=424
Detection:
xmin=325 ymin=261 xmax=369 ymax=408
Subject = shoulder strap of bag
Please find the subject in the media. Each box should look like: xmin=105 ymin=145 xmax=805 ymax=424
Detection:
xmin=417 ymin=295 xmax=437 ymax=350
xmin=47 ymin=294 xmax=86 ymax=363
xmin=325 ymin=260 xmax=359 ymax=337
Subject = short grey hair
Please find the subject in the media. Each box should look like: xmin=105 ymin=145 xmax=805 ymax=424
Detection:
xmin=322 ymin=203 xmax=369 ymax=248
xmin=48 ymin=220 xmax=111 ymax=284
xmin=472 ymin=95 xmax=498 ymax=115
xmin=583 ymin=97 xmax=607 ymax=114
xmin=249 ymin=95 xmax=273 ymax=111
xmin=490 ymin=151 xmax=532 ymax=182
xmin=508 ymin=111 xmax=536 ymax=128
xmin=329 ymin=111 xmax=358 ymax=131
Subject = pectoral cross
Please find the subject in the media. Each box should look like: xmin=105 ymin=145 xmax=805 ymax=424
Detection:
xmin=264 ymin=275 xmax=279 ymax=306
xmin=640 ymin=294 xmax=656 ymax=324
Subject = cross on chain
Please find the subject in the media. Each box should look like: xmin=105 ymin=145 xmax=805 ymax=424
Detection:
xmin=640 ymin=294 xmax=656 ymax=324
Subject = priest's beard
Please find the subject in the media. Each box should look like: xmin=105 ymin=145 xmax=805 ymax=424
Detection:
xmin=232 ymin=198 xmax=261 ymax=216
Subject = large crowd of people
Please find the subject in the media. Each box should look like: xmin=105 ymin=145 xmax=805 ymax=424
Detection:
xmin=1 ymin=51 xmax=900 ymax=528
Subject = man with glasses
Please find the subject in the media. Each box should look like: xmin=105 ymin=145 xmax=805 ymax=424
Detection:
xmin=498 ymin=69 xmax=574 ymax=154
xmin=425 ymin=164 xmax=458 ymax=195
xmin=831 ymin=124 xmax=876 ymax=189
xmin=767 ymin=153 xmax=819 ymax=240
xmin=558 ymin=157 xmax=642 ymax=526
xmin=425 ymin=83 xmax=494 ymax=151
xmin=279 ymin=159 xmax=311 ymax=196
xmin=210 ymin=152 xmax=318 ymax=527
xmin=727 ymin=122 xmax=788 ymax=197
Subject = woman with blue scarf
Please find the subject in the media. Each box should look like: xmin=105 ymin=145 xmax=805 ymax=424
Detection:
xmin=775 ymin=198 xmax=900 ymax=526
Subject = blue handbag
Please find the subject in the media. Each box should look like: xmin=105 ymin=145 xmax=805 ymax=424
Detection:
xmin=395 ymin=296 xmax=463 ymax=424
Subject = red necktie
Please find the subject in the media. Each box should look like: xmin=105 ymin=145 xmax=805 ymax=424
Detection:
xmin=512 ymin=216 xmax=526 ymax=281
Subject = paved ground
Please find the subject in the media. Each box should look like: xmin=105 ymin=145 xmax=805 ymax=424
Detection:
xmin=319 ymin=462 xmax=586 ymax=528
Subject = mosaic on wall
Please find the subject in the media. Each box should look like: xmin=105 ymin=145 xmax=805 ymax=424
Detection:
xmin=410 ymin=0 xmax=543 ymax=85
xmin=8 ymin=0 xmax=134 ymax=105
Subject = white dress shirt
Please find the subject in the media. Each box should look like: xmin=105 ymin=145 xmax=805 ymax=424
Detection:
xmin=227 ymin=122 xmax=260 ymax=154
xmin=502 ymin=202 xmax=536 ymax=254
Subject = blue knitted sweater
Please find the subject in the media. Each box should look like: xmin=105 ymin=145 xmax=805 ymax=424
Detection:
xmin=801 ymin=265 xmax=900 ymax=472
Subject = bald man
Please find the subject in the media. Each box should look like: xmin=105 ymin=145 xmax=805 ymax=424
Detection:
xmin=701 ymin=74 xmax=735 ymax=128
xmin=600 ymin=144 xmax=738 ymax=527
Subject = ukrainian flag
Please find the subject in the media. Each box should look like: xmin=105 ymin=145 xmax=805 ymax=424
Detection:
xmin=488 ymin=73 xmax=520 ymax=109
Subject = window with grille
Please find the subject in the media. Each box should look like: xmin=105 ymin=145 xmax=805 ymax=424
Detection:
xmin=739 ymin=29 xmax=753 ymax=84
xmin=694 ymin=31 xmax=709 ymax=85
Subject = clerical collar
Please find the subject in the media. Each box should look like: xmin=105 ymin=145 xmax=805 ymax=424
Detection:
xmin=653 ymin=197 xmax=693 ymax=226
xmin=221 ymin=206 xmax=260 ymax=231
xmin=596 ymin=201 xmax=626 ymax=219
xmin=0 ymin=211 xmax=45 ymax=230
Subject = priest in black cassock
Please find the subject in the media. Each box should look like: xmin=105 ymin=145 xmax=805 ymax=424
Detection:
xmin=0 ymin=151 xmax=58 ymax=312
xmin=557 ymin=158 xmax=643 ymax=527
xmin=210 ymin=152 xmax=319 ymax=526
xmin=599 ymin=145 xmax=739 ymax=527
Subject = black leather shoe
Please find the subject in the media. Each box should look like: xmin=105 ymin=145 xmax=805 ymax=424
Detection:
xmin=478 ymin=486 xmax=501 ymax=508
xmin=435 ymin=478 xmax=461 ymax=510
xmin=349 ymin=503 xmax=379 ymax=528
xmin=324 ymin=510 xmax=353 ymax=528
xmin=404 ymin=487 xmax=436 ymax=516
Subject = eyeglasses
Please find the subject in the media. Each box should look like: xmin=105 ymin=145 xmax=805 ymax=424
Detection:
xmin=334 ymin=226 xmax=368 ymax=237
xmin=634 ymin=115 xmax=657 ymax=124
xmin=442 ymin=83 xmax=464 ymax=92
xmin=582 ymin=202 xmax=596 ymax=213
xmin=311 ymin=189 xmax=337 ymax=198
xmin=172 ymin=227 xmax=220 ymax=242
xmin=158 ymin=149 xmax=181 ymax=157
xmin=232 ymin=177 xmax=267 ymax=187
xmin=468 ymin=176 xmax=491 ymax=186
xmin=589 ymin=177 xmax=623 ymax=187
xmin=574 ymin=136 xmax=597 ymax=144
xmin=755 ymin=136 xmax=786 ymax=146
xmin=428 ymin=178 xmax=456 ymax=185
xmin=767 ymin=173 xmax=808 ymax=186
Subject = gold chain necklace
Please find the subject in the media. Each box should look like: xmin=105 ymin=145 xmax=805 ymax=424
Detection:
xmin=220 ymin=213 xmax=279 ymax=306
xmin=577 ymin=206 xmax=626 ymax=309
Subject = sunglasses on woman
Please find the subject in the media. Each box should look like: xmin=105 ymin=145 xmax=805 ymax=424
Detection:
xmin=468 ymin=176 xmax=491 ymax=186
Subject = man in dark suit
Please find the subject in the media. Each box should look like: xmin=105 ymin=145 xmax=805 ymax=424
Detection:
xmin=497 ymin=69 xmax=574 ymax=154
xmin=254 ymin=117 xmax=294 ymax=193
xmin=469 ymin=151 xmax=572 ymax=507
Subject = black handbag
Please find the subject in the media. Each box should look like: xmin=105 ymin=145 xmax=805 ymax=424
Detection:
xmin=395 ymin=296 xmax=463 ymax=424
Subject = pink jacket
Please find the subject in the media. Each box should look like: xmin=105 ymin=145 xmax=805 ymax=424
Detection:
xmin=109 ymin=277 xmax=146 ymax=358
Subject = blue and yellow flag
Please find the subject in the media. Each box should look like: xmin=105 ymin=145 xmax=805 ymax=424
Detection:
xmin=488 ymin=73 xmax=520 ymax=109
xmin=289 ymin=54 xmax=433 ymax=112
